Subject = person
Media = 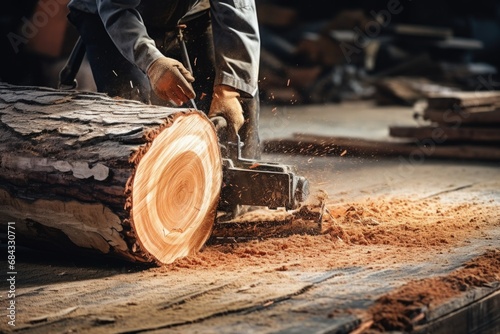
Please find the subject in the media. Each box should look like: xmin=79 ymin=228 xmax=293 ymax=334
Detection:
xmin=67 ymin=0 xmax=261 ymax=159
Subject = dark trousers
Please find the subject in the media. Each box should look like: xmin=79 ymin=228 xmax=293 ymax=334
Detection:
xmin=68 ymin=8 xmax=260 ymax=159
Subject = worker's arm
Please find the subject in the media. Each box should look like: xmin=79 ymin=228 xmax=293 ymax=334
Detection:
xmin=96 ymin=0 xmax=195 ymax=105
xmin=97 ymin=0 xmax=160 ymax=73
xmin=208 ymin=0 xmax=260 ymax=138
xmin=209 ymin=0 xmax=260 ymax=97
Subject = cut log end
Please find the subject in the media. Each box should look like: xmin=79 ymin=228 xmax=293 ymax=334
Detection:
xmin=131 ymin=113 xmax=222 ymax=264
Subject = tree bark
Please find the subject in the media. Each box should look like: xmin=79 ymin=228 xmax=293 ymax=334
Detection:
xmin=0 ymin=83 xmax=222 ymax=265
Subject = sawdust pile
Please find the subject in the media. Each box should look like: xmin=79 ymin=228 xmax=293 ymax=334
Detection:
xmin=161 ymin=196 xmax=499 ymax=272
xmin=323 ymin=197 xmax=496 ymax=248
xmin=368 ymin=249 xmax=500 ymax=332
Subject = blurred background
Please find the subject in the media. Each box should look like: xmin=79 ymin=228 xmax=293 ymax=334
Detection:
xmin=2 ymin=0 xmax=500 ymax=106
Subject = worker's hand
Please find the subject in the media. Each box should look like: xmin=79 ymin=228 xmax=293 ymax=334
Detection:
xmin=208 ymin=85 xmax=244 ymax=141
xmin=147 ymin=57 xmax=196 ymax=106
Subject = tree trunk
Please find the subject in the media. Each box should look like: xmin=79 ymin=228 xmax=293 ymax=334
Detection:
xmin=0 ymin=83 xmax=222 ymax=265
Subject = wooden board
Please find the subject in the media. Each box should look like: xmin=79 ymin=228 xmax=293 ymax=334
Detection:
xmin=414 ymin=288 xmax=500 ymax=333
xmin=422 ymin=91 xmax=500 ymax=125
xmin=427 ymin=91 xmax=500 ymax=109
xmin=264 ymin=133 xmax=500 ymax=161
xmin=423 ymin=108 xmax=500 ymax=125
xmin=389 ymin=125 xmax=500 ymax=142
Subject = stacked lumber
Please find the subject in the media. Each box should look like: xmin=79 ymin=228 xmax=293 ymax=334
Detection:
xmin=389 ymin=91 xmax=500 ymax=156
xmin=421 ymin=91 xmax=500 ymax=125
xmin=0 ymin=83 xmax=222 ymax=265
xmin=264 ymin=91 xmax=500 ymax=161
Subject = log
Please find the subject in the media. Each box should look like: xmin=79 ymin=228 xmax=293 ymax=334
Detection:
xmin=0 ymin=83 xmax=222 ymax=264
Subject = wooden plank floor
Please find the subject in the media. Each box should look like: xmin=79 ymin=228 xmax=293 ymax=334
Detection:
xmin=1 ymin=101 xmax=499 ymax=333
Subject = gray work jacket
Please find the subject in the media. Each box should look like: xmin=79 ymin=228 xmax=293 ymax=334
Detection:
xmin=68 ymin=0 xmax=260 ymax=96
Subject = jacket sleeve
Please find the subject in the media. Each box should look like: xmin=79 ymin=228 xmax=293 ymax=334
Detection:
xmin=210 ymin=0 xmax=261 ymax=97
xmin=96 ymin=0 xmax=164 ymax=73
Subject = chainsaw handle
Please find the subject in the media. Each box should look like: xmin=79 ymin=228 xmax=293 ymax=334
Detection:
xmin=210 ymin=116 xmax=244 ymax=162
xmin=58 ymin=37 xmax=86 ymax=90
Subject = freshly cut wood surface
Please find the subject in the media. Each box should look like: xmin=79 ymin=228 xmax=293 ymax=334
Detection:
xmin=132 ymin=115 xmax=221 ymax=264
xmin=0 ymin=83 xmax=222 ymax=264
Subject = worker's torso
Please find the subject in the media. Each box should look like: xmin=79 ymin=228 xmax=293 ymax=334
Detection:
xmin=69 ymin=0 xmax=209 ymax=28
xmin=137 ymin=0 xmax=208 ymax=28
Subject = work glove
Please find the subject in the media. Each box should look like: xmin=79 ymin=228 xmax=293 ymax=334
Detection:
xmin=147 ymin=57 xmax=196 ymax=106
xmin=208 ymin=85 xmax=244 ymax=141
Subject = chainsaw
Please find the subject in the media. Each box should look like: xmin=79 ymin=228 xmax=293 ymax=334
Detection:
xmin=59 ymin=32 xmax=310 ymax=217
xmin=208 ymin=116 xmax=309 ymax=216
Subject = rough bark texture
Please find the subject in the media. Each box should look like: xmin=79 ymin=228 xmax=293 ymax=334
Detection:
xmin=0 ymin=83 xmax=222 ymax=264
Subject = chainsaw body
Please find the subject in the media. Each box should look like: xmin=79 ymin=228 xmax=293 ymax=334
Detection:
xmin=220 ymin=157 xmax=309 ymax=211
xmin=211 ymin=116 xmax=309 ymax=213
